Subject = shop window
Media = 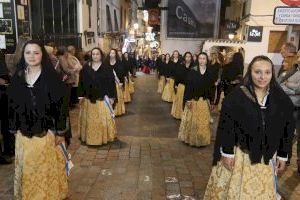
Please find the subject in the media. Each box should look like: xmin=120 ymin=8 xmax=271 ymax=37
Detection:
xmin=31 ymin=0 xmax=78 ymax=46
xmin=268 ymin=31 xmax=287 ymax=53
xmin=114 ymin=9 xmax=119 ymax=32
xmin=106 ymin=5 xmax=113 ymax=32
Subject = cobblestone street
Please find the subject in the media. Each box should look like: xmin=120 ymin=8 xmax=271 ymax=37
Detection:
xmin=0 ymin=73 xmax=300 ymax=200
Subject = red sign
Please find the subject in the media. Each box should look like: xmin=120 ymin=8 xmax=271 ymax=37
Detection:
xmin=281 ymin=0 xmax=300 ymax=6
xmin=148 ymin=9 xmax=160 ymax=26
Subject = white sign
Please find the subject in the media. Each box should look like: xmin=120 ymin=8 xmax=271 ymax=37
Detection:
xmin=0 ymin=3 xmax=3 ymax=18
xmin=273 ymin=7 xmax=300 ymax=25
xmin=0 ymin=34 xmax=6 ymax=49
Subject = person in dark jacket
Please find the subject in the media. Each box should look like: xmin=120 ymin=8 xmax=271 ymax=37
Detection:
xmin=8 ymin=40 xmax=69 ymax=199
xmin=178 ymin=52 xmax=214 ymax=146
xmin=0 ymin=53 xmax=13 ymax=164
xmin=204 ymin=55 xmax=295 ymax=199
xmin=221 ymin=52 xmax=244 ymax=96
xmin=78 ymin=47 xmax=117 ymax=145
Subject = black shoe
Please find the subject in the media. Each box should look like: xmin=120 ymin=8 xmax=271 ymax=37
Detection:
xmin=0 ymin=154 xmax=12 ymax=164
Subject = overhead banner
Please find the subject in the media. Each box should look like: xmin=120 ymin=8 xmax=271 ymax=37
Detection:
xmin=167 ymin=0 xmax=219 ymax=38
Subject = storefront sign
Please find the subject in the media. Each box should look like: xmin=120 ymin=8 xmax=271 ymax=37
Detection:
xmin=225 ymin=20 xmax=239 ymax=32
xmin=248 ymin=26 xmax=263 ymax=42
xmin=273 ymin=7 xmax=300 ymax=25
xmin=167 ymin=0 xmax=218 ymax=38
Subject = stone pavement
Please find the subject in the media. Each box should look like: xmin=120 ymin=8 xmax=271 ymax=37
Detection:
xmin=0 ymin=73 xmax=300 ymax=200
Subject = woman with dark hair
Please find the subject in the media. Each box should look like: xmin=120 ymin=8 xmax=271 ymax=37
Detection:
xmin=157 ymin=54 xmax=166 ymax=94
xmin=204 ymin=56 xmax=295 ymax=199
xmin=106 ymin=49 xmax=126 ymax=116
xmin=171 ymin=51 xmax=193 ymax=119
xmin=121 ymin=52 xmax=131 ymax=103
xmin=161 ymin=53 xmax=175 ymax=102
xmin=178 ymin=52 xmax=213 ymax=146
xmin=8 ymin=40 xmax=69 ymax=199
xmin=123 ymin=52 xmax=135 ymax=94
xmin=78 ymin=47 xmax=117 ymax=146
xmin=210 ymin=51 xmax=224 ymax=112
xmin=221 ymin=52 xmax=244 ymax=96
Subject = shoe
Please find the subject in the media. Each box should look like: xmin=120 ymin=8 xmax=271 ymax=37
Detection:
xmin=0 ymin=154 xmax=12 ymax=164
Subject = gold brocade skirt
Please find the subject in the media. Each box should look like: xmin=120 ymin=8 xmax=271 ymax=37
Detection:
xmin=171 ymin=84 xmax=185 ymax=119
xmin=114 ymin=83 xmax=126 ymax=116
xmin=178 ymin=98 xmax=211 ymax=146
xmin=204 ymin=148 xmax=277 ymax=200
xmin=129 ymin=77 xmax=135 ymax=94
xmin=157 ymin=76 xmax=166 ymax=94
xmin=162 ymin=78 xmax=175 ymax=102
xmin=123 ymin=79 xmax=131 ymax=103
xmin=14 ymin=131 xmax=68 ymax=200
xmin=79 ymin=98 xmax=116 ymax=145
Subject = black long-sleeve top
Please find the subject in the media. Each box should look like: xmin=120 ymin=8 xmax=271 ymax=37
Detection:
xmin=174 ymin=63 xmax=192 ymax=86
xmin=163 ymin=61 xmax=176 ymax=78
xmin=8 ymin=67 xmax=68 ymax=138
xmin=210 ymin=63 xmax=221 ymax=83
xmin=183 ymin=66 xmax=214 ymax=105
xmin=213 ymin=86 xmax=295 ymax=165
xmin=122 ymin=59 xmax=131 ymax=79
xmin=108 ymin=61 xmax=126 ymax=84
xmin=221 ymin=62 xmax=243 ymax=83
xmin=78 ymin=63 xmax=116 ymax=103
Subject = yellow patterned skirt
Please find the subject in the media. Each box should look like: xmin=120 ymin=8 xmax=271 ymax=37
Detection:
xmin=162 ymin=78 xmax=175 ymax=102
xmin=129 ymin=77 xmax=135 ymax=94
xmin=79 ymin=98 xmax=116 ymax=145
xmin=204 ymin=147 xmax=277 ymax=200
xmin=123 ymin=79 xmax=131 ymax=103
xmin=171 ymin=84 xmax=185 ymax=119
xmin=178 ymin=98 xmax=211 ymax=146
xmin=114 ymin=83 xmax=126 ymax=116
xmin=157 ymin=76 xmax=166 ymax=94
xmin=14 ymin=131 xmax=68 ymax=200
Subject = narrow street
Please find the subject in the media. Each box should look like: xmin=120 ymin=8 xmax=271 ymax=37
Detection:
xmin=0 ymin=73 xmax=299 ymax=200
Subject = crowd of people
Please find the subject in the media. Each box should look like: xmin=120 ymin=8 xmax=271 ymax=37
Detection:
xmin=0 ymin=39 xmax=137 ymax=199
xmin=155 ymin=45 xmax=299 ymax=199
xmin=0 ymin=39 xmax=300 ymax=199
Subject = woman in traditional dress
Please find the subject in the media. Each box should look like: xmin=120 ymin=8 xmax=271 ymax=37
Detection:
xmin=78 ymin=47 xmax=117 ymax=146
xmin=178 ymin=52 xmax=213 ymax=146
xmin=107 ymin=49 xmax=126 ymax=116
xmin=204 ymin=56 xmax=295 ymax=200
xmin=210 ymin=51 xmax=223 ymax=112
xmin=8 ymin=40 xmax=69 ymax=200
xmin=171 ymin=52 xmax=193 ymax=119
xmin=157 ymin=54 xmax=166 ymax=94
xmin=162 ymin=53 xmax=175 ymax=102
xmin=121 ymin=52 xmax=131 ymax=102
xmin=221 ymin=51 xmax=244 ymax=97
xmin=123 ymin=52 xmax=135 ymax=94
